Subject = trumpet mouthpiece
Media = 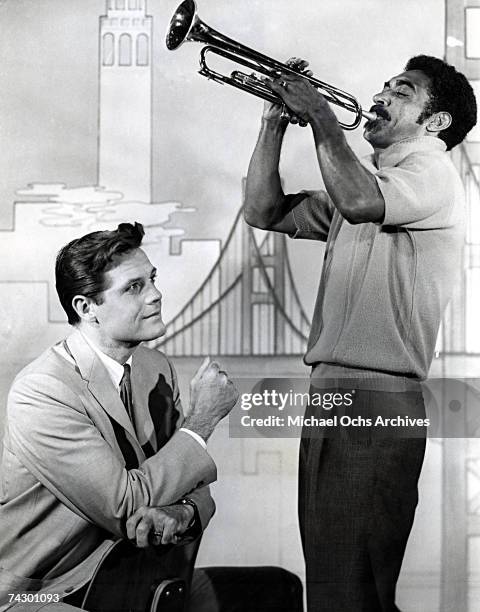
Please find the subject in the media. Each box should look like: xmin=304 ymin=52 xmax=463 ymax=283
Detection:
xmin=362 ymin=110 xmax=377 ymax=122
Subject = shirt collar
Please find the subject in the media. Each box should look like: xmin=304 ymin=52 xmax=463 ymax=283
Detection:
xmin=370 ymin=136 xmax=447 ymax=169
xmin=81 ymin=332 xmax=133 ymax=389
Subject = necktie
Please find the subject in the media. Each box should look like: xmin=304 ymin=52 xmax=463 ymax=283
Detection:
xmin=119 ymin=363 xmax=134 ymax=421
xmin=113 ymin=363 xmax=139 ymax=470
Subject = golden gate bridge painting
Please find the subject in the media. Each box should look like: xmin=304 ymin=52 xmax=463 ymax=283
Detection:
xmin=154 ymin=197 xmax=311 ymax=357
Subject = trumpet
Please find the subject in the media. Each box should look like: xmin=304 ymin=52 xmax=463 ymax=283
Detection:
xmin=166 ymin=0 xmax=376 ymax=130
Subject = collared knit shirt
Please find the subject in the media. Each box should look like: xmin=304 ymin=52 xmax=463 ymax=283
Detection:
xmin=290 ymin=136 xmax=466 ymax=381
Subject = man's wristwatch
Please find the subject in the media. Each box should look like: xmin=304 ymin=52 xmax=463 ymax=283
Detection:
xmin=179 ymin=497 xmax=197 ymax=529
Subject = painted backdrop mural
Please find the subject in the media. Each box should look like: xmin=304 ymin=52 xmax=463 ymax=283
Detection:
xmin=1 ymin=1 xmax=479 ymax=610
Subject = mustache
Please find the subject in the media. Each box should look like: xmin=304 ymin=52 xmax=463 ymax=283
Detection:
xmin=369 ymin=105 xmax=391 ymax=121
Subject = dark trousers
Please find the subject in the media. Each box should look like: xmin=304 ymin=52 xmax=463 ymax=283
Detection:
xmin=298 ymin=387 xmax=426 ymax=612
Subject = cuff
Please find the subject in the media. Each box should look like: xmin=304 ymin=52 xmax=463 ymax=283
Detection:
xmin=179 ymin=427 xmax=207 ymax=450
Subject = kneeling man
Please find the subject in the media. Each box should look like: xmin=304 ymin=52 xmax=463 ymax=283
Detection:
xmin=0 ymin=222 xmax=238 ymax=610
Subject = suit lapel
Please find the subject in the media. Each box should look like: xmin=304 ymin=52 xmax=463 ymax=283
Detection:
xmin=65 ymin=330 xmax=145 ymax=461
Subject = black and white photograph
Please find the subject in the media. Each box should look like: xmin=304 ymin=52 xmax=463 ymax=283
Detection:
xmin=0 ymin=1 xmax=479 ymax=610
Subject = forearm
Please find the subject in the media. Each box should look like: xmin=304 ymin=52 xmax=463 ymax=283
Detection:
xmin=310 ymin=116 xmax=384 ymax=224
xmin=244 ymin=119 xmax=289 ymax=229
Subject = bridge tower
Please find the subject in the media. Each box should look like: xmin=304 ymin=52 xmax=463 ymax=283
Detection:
xmin=443 ymin=0 xmax=480 ymax=357
xmin=241 ymin=222 xmax=287 ymax=355
xmin=440 ymin=5 xmax=480 ymax=610
xmin=98 ymin=0 xmax=153 ymax=202
xmin=240 ymin=181 xmax=286 ymax=355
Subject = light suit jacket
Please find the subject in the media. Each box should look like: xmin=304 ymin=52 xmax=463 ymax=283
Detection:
xmin=0 ymin=329 xmax=216 ymax=607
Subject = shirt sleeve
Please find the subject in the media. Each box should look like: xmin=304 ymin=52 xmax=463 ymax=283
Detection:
xmin=288 ymin=190 xmax=335 ymax=241
xmin=376 ymin=152 xmax=459 ymax=230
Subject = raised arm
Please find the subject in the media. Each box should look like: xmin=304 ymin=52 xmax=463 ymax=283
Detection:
xmin=267 ymin=73 xmax=385 ymax=225
xmin=244 ymin=58 xmax=317 ymax=234
xmin=244 ymin=106 xmax=298 ymax=233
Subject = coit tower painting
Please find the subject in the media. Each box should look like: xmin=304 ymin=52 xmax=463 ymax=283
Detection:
xmin=98 ymin=0 xmax=152 ymax=203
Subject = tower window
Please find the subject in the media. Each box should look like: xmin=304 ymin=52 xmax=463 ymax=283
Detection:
xmin=128 ymin=0 xmax=138 ymax=8
xmin=116 ymin=0 xmax=126 ymax=9
xmin=102 ymin=33 xmax=115 ymax=66
xmin=119 ymin=33 xmax=132 ymax=66
xmin=137 ymin=34 xmax=149 ymax=66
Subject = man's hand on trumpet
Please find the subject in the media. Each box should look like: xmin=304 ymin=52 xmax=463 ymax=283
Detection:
xmin=262 ymin=57 xmax=315 ymax=127
xmin=264 ymin=57 xmax=339 ymax=131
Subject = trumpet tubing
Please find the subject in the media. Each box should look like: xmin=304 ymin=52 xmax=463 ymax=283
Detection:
xmin=166 ymin=0 xmax=375 ymax=130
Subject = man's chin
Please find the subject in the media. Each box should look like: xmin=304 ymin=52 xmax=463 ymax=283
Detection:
xmin=142 ymin=321 xmax=167 ymax=342
xmin=363 ymin=126 xmax=375 ymax=143
xmin=363 ymin=123 xmax=387 ymax=145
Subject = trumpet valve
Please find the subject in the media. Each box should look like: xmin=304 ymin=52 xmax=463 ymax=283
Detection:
xmin=232 ymin=71 xmax=260 ymax=87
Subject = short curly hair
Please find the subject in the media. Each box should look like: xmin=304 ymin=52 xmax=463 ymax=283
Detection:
xmin=405 ymin=55 xmax=477 ymax=150
xmin=55 ymin=222 xmax=145 ymax=325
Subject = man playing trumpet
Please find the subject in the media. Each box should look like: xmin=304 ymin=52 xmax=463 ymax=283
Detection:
xmin=244 ymin=55 xmax=477 ymax=611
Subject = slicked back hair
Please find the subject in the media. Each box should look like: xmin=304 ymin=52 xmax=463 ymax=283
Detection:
xmin=406 ymin=55 xmax=477 ymax=150
xmin=55 ymin=222 xmax=145 ymax=325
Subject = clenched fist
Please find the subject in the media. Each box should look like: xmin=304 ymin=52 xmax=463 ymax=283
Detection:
xmin=183 ymin=357 xmax=239 ymax=442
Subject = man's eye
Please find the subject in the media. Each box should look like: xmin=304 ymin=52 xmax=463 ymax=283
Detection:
xmin=394 ymin=90 xmax=409 ymax=98
xmin=127 ymin=282 xmax=142 ymax=293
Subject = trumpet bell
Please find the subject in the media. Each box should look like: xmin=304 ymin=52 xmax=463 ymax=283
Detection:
xmin=166 ymin=0 xmax=197 ymax=50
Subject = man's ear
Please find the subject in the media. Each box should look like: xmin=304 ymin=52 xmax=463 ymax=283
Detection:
xmin=426 ymin=111 xmax=452 ymax=135
xmin=72 ymin=295 xmax=98 ymax=324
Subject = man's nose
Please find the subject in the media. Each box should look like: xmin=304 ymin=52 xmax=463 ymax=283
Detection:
xmin=146 ymin=284 xmax=162 ymax=303
xmin=372 ymin=91 xmax=389 ymax=106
